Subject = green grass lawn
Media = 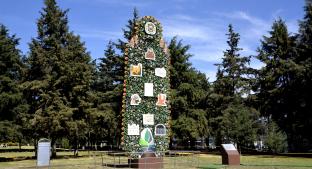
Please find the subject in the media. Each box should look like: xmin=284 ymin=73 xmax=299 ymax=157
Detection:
xmin=0 ymin=152 xmax=312 ymax=169
xmin=0 ymin=146 xmax=34 ymax=150
xmin=199 ymin=154 xmax=312 ymax=169
xmin=0 ymin=151 xmax=92 ymax=158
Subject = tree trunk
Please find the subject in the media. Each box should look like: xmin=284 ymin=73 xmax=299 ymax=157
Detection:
xmin=51 ymin=138 xmax=57 ymax=158
xmin=34 ymin=138 xmax=38 ymax=158
xmin=18 ymin=139 xmax=22 ymax=151
xmin=74 ymin=137 xmax=78 ymax=157
xmin=205 ymin=136 xmax=210 ymax=150
xmin=190 ymin=138 xmax=196 ymax=150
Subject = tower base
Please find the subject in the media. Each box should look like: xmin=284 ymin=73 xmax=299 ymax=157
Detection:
xmin=129 ymin=152 xmax=163 ymax=169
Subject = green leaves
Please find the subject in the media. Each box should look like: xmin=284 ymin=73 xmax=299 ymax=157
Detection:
xmin=220 ymin=104 xmax=258 ymax=147
xmin=264 ymin=120 xmax=288 ymax=153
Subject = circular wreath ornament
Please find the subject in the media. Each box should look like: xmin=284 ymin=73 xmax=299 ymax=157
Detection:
xmin=144 ymin=22 xmax=157 ymax=35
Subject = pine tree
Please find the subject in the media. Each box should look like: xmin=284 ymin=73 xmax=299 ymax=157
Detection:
xmin=255 ymin=19 xmax=302 ymax=151
xmin=264 ymin=120 xmax=288 ymax=153
xmin=168 ymin=37 xmax=192 ymax=90
xmin=91 ymin=41 xmax=121 ymax=148
xmin=0 ymin=24 xmax=24 ymax=121
xmin=97 ymin=41 xmax=124 ymax=92
xmin=115 ymin=8 xmax=139 ymax=52
xmin=219 ymin=103 xmax=258 ymax=150
xmin=294 ymin=0 xmax=312 ymax=151
xmin=0 ymin=24 xmax=28 ymax=145
xmin=92 ymin=8 xmax=138 ymax=148
xmin=169 ymin=37 xmax=210 ymax=148
xmin=215 ymin=24 xmax=251 ymax=98
xmin=23 ymin=0 xmax=94 ymax=157
xmin=211 ymin=24 xmax=258 ymax=149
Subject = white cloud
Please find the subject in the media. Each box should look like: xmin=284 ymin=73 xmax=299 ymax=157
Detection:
xmin=250 ymin=59 xmax=265 ymax=70
xmin=164 ymin=24 xmax=209 ymax=41
xmin=235 ymin=11 xmax=267 ymax=26
xmin=160 ymin=11 xmax=273 ymax=82
xmin=161 ymin=14 xmax=227 ymax=63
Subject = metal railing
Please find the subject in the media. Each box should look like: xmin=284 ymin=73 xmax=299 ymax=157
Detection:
xmin=93 ymin=150 xmax=200 ymax=169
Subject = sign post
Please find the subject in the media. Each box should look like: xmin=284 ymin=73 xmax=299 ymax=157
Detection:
xmin=37 ymin=138 xmax=51 ymax=167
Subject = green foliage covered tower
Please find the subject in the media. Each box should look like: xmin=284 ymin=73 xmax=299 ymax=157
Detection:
xmin=121 ymin=16 xmax=171 ymax=154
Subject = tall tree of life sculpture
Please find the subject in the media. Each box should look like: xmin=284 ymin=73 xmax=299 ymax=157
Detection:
xmin=121 ymin=16 xmax=171 ymax=157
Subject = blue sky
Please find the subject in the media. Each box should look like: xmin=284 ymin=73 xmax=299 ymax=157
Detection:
xmin=0 ymin=0 xmax=305 ymax=82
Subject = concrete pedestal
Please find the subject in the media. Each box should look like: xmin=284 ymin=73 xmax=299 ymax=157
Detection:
xmin=221 ymin=150 xmax=240 ymax=165
xmin=221 ymin=144 xmax=240 ymax=165
xmin=129 ymin=152 xmax=163 ymax=169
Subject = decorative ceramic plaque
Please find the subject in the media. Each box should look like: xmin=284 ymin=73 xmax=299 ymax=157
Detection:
xmin=130 ymin=63 xmax=142 ymax=77
xmin=144 ymin=83 xmax=154 ymax=97
xmin=139 ymin=128 xmax=155 ymax=152
xmin=128 ymin=124 xmax=140 ymax=135
xmin=130 ymin=94 xmax=141 ymax=105
xmin=144 ymin=22 xmax=156 ymax=35
xmin=143 ymin=114 xmax=154 ymax=125
xmin=155 ymin=124 xmax=166 ymax=136
xmin=155 ymin=67 xmax=166 ymax=78
xmin=145 ymin=48 xmax=156 ymax=60
xmin=156 ymin=94 xmax=167 ymax=106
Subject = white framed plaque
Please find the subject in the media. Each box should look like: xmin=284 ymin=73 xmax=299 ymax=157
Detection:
xmin=144 ymin=83 xmax=154 ymax=97
xmin=143 ymin=114 xmax=154 ymax=125
xmin=128 ymin=124 xmax=140 ymax=135
xmin=155 ymin=67 xmax=166 ymax=78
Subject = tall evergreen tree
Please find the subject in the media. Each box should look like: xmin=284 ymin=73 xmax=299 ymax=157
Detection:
xmin=214 ymin=24 xmax=251 ymax=98
xmin=115 ymin=8 xmax=139 ymax=52
xmin=211 ymin=24 xmax=258 ymax=149
xmin=92 ymin=8 xmax=138 ymax=148
xmin=23 ymin=0 xmax=94 ymax=156
xmin=0 ymin=24 xmax=25 ymax=121
xmin=294 ymin=0 xmax=312 ymax=151
xmin=0 ymin=24 xmax=28 ymax=144
xmin=169 ymin=37 xmax=210 ymax=148
xmin=255 ymin=19 xmax=299 ymax=151
xmin=91 ymin=41 xmax=121 ymax=148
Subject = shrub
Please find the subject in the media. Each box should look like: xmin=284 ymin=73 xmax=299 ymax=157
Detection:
xmin=265 ymin=121 xmax=288 ymax=153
